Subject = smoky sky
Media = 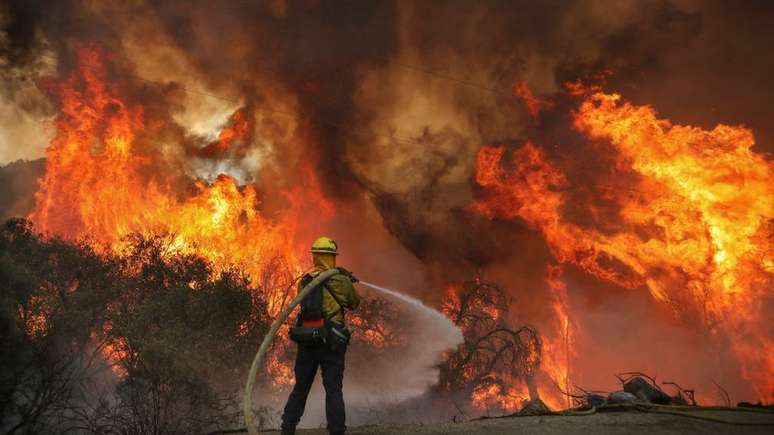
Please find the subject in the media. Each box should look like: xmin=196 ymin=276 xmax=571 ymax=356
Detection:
xmin=1 ymin=0 xmax=773 ymax=269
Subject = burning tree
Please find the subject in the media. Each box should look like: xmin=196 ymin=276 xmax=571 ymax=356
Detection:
xmin=439 ymin=278 xmax=542 ymax=413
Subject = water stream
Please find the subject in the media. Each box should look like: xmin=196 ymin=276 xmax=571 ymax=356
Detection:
xmin=359 ymin=281 xmax=460 ymax=330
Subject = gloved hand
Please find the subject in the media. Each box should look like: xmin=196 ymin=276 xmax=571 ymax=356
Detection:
xmin=336 ymin=267 xmax=359 ymax=283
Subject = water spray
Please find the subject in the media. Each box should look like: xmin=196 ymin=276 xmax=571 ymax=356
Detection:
xmin=243 ymin=273 xmax=462 ymax=435
xmin=359 ymin=281 xmax=458 ymax=331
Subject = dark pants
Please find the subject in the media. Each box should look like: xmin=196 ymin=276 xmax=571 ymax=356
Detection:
xmin=281 ymin=343 xmax=347 ymax=434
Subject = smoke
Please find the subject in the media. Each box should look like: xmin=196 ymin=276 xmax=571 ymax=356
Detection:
xmin=358 ymin=281 xmax=463 ymax=396
xmin=0 ymin=158 xmax=44 ymax=222
xmin=1 ymin=0 xmax=773 ymax=409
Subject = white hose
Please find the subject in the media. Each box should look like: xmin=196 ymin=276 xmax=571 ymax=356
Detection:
xmin=243 ymin=268 xmax=340 ymax=435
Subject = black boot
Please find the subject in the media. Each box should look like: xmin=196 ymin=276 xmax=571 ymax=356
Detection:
xmin=280 ymin=425 xmax=296 ymax=435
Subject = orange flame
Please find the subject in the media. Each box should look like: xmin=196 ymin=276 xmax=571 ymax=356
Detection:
xmin=28 ymin=46 xmax=334 ymax=387
xmin=198 ymin=109 xmax=251 ymax=157
xmin=514 ymin=81 xmax=553 ymax=120
xmin=29 ymin=47 xmax=330 ymax=294
xmin=542 ymin=265 xmax=575 ymax=409
xmin=470 ymin=383 xmax=525 ymax=413
xmin=472 ymin=90 xmax=774 ymax=401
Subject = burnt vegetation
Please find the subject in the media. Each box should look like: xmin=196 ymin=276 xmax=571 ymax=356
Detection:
xmin=438 ymin=279 xmax=542 ymax=411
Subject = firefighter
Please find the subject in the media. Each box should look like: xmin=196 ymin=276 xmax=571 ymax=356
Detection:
xmin=281 ymin=236 xmax=360 ymax=435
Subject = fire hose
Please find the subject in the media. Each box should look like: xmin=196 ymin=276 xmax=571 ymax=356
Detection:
xmin=241 ymin=272 xmax=774 ymax=431
xmin=550 ymin=403 xmax=774 ymax=426
xmin=242 ymin=268 xmax=340 ymax=435
xmin=631 ymin=404 xmax=774 ymax=426
xmin=470 ymin=403 xmax=774 ymax=428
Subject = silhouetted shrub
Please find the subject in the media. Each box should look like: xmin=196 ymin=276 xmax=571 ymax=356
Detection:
xmin=0 ymin=220 xmax=271 ymax=434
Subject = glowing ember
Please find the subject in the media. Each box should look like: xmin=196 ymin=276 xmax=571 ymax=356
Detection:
xmin=470 ymin=383 xmax=525 ymax=413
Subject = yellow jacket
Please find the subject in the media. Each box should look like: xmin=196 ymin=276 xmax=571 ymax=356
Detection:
xmin=304 ymin=269 xmax=360 ymax=325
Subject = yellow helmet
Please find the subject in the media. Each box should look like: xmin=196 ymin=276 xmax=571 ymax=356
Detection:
xmin=310 ymin=236 xmax=338 ymax=255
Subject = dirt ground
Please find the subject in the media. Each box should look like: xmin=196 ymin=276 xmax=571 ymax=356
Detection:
xmin=264 ymin=409 xmax=774 ymax=435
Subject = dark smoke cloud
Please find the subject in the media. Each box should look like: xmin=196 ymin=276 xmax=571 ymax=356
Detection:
xmin=0 ymin=158 xmax=44 ymax=221
xmin=1 ymin=0 xmax=770 ymax=285
xmin=3 ymin=0 xmax=771 ymax=189
xmin=343 ymin=0 xmax=774 ymax=277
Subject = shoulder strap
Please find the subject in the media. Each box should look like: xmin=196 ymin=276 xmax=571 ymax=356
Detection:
xmin=323 ymin=279 xmax=347 ymax=320
xmin=299 ymin=272 xmax=324 ymax=321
